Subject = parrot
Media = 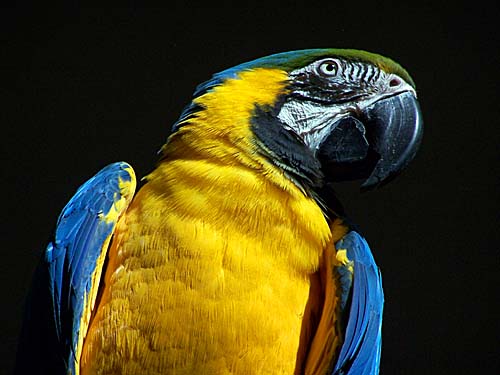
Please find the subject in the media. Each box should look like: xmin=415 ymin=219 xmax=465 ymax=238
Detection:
xmin=16 ymin=48 xmax=422 ymax=375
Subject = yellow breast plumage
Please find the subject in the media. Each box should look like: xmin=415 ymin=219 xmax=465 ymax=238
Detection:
xmin=81 ymin=68 xmax=334 ymax=374
xmin=19 ymin=49 xmax=421 ymax=375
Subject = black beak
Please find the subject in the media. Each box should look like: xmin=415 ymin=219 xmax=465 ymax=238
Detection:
xmin=317 ymin=91 xmax=423 ymax=190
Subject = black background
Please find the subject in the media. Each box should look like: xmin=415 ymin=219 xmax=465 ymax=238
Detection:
xmin=2 ymin=5 xmax=499 ymax=375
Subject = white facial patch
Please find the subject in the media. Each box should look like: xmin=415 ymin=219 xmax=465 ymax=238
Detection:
xmin=277 ymin=99 xmax=353 ymax=152
xmin=278 ymin=58 xmax=416 ymax=153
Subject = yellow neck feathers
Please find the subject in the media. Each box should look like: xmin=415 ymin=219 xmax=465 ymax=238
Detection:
xmin=161 ymin=68 xmax=300 ymax=192
xmin=82 ymin=68 xmax=335 ymax=374
xmin=151 ymin=67 xmax=332 ymax=270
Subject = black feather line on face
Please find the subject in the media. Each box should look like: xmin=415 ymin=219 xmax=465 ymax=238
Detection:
xmin=288 ymin=74 xmax=371 ymax=105
xmin=250 ymin=98 xmax=346 ymax=217
xmin=288 ymin=59 xmax=379 ymax=105
xmin=250 ymin=102 xmax=324 ymax=190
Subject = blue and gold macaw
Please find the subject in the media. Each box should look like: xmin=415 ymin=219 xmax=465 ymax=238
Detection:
xmin=16 ymin=49 xmax=422 ymax=374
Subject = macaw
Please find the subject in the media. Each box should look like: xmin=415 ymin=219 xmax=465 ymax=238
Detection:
xmin=16 ymin=49 xmax=422 ymax=375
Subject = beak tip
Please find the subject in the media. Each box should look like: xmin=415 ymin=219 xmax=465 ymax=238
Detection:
xmin=359 ymin=91 xmax=423 ymax=190
xmin=318 ymin=91 xmax=423 ymax=190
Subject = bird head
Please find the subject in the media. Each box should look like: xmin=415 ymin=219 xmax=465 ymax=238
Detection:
xmin=170 ymin=49 xmax=423 ymax=192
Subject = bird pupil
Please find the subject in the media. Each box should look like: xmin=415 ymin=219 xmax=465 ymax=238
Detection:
xmin=389 ymin=78 xmax=401 ymax=87
xmin=326 ymin=64 xmax=334 ymax=71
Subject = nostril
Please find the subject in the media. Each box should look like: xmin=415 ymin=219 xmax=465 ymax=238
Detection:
xmin=389 ymin=77 xmax=401 ymax=87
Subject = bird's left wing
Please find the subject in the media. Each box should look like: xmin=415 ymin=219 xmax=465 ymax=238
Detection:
xmin=332 ymin=230 xmax=384 ymax=375
xmin=45 ymin=162 xmax=136 ymax=374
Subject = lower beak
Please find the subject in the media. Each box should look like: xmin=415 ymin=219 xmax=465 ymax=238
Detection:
xmin=317 ymin=91 xmax=423 ymax=190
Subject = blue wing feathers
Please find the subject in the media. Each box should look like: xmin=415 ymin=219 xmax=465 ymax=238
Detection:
xmin=25 ymin=159 xmax=382 ymax=375
xmin=333 ymin=231 xmax=384 ymax=375
xmin=44 ymin=162 xmax=135 ymax=374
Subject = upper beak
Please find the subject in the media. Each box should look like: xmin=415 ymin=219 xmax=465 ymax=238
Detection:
xmin=317 ymin=91 xmax=423 ymax=189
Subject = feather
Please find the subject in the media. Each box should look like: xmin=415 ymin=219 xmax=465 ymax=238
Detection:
xmin=45 ymin=162 xmax=136 ymax=374
xmin=333 ymin=231 xmax=384 ymax=375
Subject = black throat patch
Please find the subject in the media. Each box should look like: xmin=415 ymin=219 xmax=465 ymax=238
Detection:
xmin=250 ymin=102 xmax=324 ymax=191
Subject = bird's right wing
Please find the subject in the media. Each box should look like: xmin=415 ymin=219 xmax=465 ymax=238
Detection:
xmin=16 ymin=162 xmax=136 ymax=375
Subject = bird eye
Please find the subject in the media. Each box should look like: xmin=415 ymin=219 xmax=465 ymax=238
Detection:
xmin=317 ymin=59 xmax=339 ymax=77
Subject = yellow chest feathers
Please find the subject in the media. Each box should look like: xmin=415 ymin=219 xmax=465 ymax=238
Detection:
xmin=81 ymin=68 xmax=333 ymax=374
